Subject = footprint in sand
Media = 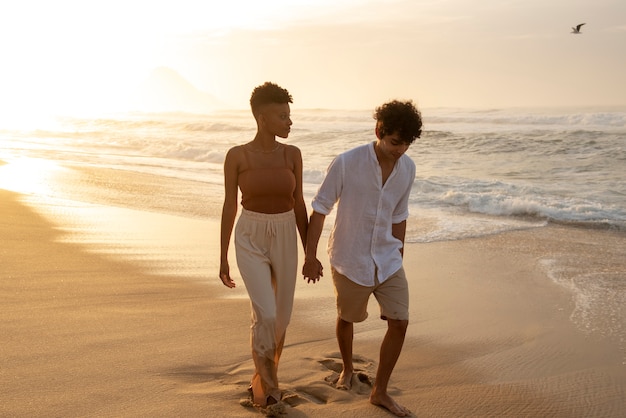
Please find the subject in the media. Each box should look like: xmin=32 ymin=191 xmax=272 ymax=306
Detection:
xmin=236 ymin=353 xmax=379 ymax=415
xmin=239 ymin=389 xmax=288 ymax=417
xmin=318 ymin=353 xmax=375 ymax=395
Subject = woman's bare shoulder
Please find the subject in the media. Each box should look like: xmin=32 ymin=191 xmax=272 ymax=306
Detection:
xmin=224 ymin=145 xmax=249 ymax=172
xmin=284 ymin=143 xmax=302 ymax=157
xmin=226 ymin=144 xmax=248 ymax=159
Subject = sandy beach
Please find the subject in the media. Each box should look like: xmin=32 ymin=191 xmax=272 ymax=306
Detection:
xmin=2 ymin=0 xmax=625 ymax=414
xmin=1 ymin=187 xmax=625 ymax=417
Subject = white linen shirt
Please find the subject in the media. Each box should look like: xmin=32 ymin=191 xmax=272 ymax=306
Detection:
xmin=312 ymin=142 xmax=416 ymax=286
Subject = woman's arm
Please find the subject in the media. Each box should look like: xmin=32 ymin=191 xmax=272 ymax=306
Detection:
xmin=291 ymin=146 xmax=308 ymax=249
xmin=219 ymin=147 xmax=240 ymax=288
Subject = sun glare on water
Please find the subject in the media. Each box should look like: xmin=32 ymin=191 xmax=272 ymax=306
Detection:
xmin=0 ymin=158 xmax=63 ymax=196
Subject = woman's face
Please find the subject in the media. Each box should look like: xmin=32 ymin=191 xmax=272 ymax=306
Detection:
xmin=260 ymin=103 xmax=292 ymax=138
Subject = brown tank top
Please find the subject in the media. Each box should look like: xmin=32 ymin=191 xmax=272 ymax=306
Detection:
xmin=239 ymin=146 xmax=296 ymax=213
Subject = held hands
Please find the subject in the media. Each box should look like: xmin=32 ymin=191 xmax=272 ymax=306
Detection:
xmin=221 ymin=259 xmax=322 ymax=287
xmin=302 ymin=258 xmax=323 ymax=284
xmin=219 ymin=262 xmax=236 ymax=288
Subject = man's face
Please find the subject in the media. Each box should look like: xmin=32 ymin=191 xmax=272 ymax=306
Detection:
xmin=378 ymin=131 xmax=410 ymax=161
xmin=260 ymin=103 xmax=292 ymax=138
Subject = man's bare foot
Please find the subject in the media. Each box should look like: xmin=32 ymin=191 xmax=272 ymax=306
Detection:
xmin=336 ymin=370 xmax=353 ymax=390
xmin=370 ymin=391 xmax=411 ymax=417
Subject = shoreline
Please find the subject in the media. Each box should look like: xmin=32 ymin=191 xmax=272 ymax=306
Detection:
xmin=1 ymin=188 xmax=625 ymax=416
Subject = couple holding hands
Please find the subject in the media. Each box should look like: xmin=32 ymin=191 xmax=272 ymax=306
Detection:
xmin=220 ymin=82 xmax=422 ymax=417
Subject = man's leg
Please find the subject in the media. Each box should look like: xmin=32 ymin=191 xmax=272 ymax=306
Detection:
xmin=332 ymin=267 xmax=371 ymax=391
xmin=336 ymin=317 xmax=354 ymax=389
xmin=370 ymin=318 xmax=411 ymax=417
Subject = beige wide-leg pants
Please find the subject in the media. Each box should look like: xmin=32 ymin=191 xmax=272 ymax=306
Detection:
xmin=235 ymin=208 xmax=298 ymax=405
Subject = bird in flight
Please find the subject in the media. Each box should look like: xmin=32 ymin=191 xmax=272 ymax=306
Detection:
xmin=571 ymin=23 xmax=586 ymax=34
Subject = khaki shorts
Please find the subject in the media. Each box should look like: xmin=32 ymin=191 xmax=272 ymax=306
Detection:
xmin=331 ymin=266 xmax=409 ymax=322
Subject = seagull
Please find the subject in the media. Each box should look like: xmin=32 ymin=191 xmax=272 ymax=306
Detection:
xmin=571 ymin=23 xmax=586 ymax=34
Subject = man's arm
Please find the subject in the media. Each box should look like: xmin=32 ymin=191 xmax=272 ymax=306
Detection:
xmin=391 ymin=220 xmax=407 ymax=257
xmin=302 ymin=211 xmax=326 ymax=283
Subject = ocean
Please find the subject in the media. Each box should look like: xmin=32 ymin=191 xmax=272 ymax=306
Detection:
xmin=2 ymin=107 xmax=624 ymax=236
xmin=1 ymin=106 xmax=625 ymax=348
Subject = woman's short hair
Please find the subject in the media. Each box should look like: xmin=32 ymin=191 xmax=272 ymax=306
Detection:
xmin=250 ymin=82 xmax=293 ymax=116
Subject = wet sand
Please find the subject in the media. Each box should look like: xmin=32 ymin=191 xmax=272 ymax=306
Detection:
xmin=1 ymin=188 xmax=625 ymax=417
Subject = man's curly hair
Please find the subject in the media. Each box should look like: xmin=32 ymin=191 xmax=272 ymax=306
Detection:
xmin=374 ymin=100 xmax=422 ymax=144
xmin=250 ymin=82 xmax=293 ymax=116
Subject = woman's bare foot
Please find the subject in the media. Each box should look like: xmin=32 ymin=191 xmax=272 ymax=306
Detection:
xmin=336 ymin=370 xmax=353 ymax=390
xmin=263 ymin=400 xmax=285 ymax=417
xmin=369 ymin=391 xmax=411 ymax=417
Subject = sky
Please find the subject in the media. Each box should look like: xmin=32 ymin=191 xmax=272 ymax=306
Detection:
xmin=1 ymin=0 xmax=625 ymax=119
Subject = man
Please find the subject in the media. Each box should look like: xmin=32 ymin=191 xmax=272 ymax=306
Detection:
xmin=303 ymin=100 xmax=422 ymax=417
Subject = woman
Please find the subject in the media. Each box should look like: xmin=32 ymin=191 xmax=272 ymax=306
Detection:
xmin=219 ymin=82 xmax=308 ymax=407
